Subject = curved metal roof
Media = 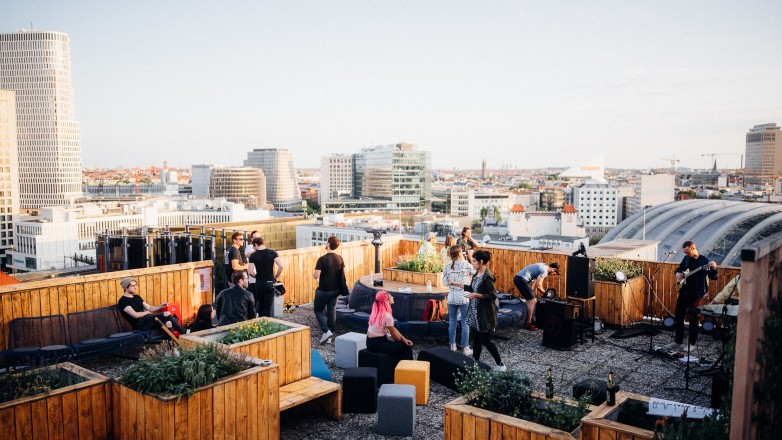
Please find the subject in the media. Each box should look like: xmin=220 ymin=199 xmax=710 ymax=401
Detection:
xmin=600 ymin=200 xmax=782 ymax=266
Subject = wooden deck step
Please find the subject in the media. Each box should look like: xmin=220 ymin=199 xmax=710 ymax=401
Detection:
xmin=279 ymin=376 xmax=341 ymax=420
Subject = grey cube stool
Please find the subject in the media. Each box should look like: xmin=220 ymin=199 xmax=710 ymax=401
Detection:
xmin=377 ymin=384 xmax=416 ymax=436
xmin=335 ymin=332 xmax=367 ymax=368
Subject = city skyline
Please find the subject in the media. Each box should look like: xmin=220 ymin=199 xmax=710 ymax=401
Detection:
xmin=2 ymin=1 xmax=780 ymax=171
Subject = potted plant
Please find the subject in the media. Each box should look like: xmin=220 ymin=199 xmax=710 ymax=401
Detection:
xmin=0 ymin=363 xmax=111 ymax=438
xmin=444 ymin=366 xmax=594 ymax=439
xmin=179 ymin=316 xmax=310 ymax=386
xmin=112 ymin=342 xmax=279 ymax=440
xmin=593 ymin=258 xmax=645 ymax=327
xmin=383 ymin=252 xmax=446 ymax=288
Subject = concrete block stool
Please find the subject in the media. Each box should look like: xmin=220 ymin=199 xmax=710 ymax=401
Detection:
xmin=377 ymin=384 xmax=416 ymax=436
xmin=335 ymin=332 xmax=367 ymax=368
xmin=394 ymin=360 xmax=430 ymax=405
xmin=358 ymin=349 xmax=399 ymax=387
xmin=342 ymin=367 xmax=378 ymax=413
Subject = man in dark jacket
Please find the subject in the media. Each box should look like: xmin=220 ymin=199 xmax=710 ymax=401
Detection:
xmin=662 ymin=240 xmax=718 ymax=352
xmin=215 ymin=270 xmax=255 ymax=326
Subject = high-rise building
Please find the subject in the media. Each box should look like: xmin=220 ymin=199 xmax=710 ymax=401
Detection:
xmin=626 ymin=174 xmax=675 ymax=218
xmin=353 ymin=143 xmax=431 ymax=211
xmin=573 ymin=181 xmax=619 ymax=236
xmin=207 ymin=167 xmax=267 ymax=209
xmin=0 ymin=90 xmax=20 ymax=261
xmin=745 ymin=123 xmax=782 ymax=185
xmin=320 ymin=154 xmax=353 ymax=204
xmin=244 ymin=148 xmax=302 ymax=211
xmin=0 ymin=30 xmax=82 ymax=210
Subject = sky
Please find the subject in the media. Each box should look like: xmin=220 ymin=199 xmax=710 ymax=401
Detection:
xmin=2 ymin=1 xmax=780 ymax=171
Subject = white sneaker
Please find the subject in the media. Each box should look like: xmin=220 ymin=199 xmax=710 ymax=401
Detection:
xmin=493 ymin=364 xmax=507 ymax=372
xmin=661 ymin=341 xmax=681 ymax=351
xmin=463 ymin=346 xmax=473 ymax=356
xmin=450 ymin=343 xmax=457 ymax=351
xmin=319 ymin=330 xmax=333 ymax=344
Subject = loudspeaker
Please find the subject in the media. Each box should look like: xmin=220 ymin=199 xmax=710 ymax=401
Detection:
xmin=541 ymin=300 xmax=579 ymax=351
xmin=566 ymin=256 xmax=593 ymax=298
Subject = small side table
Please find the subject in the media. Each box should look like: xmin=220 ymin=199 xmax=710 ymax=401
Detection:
xmin=567 ymin=296 xmax=595 ymax=343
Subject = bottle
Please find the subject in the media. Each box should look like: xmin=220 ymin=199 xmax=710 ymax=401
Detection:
xmin=427 ymin=280 xmax=432 ymax=293
xmin=606 ymin=371 xmax=616 ymax=406
xmin=545 ymin=368 xmax=554 ymax=399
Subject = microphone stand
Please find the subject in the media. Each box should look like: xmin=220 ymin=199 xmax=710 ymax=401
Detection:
xmin=645 ymin=251 xmax=675 ymax=354
xmin=700 ymin=275 xmax=739 ymax=374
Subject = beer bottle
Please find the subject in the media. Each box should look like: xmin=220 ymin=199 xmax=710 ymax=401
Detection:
xmin=607 ymin=371 xmax=616 ymax=406
xmin=545 ymin=367 xmax=554 ymax=399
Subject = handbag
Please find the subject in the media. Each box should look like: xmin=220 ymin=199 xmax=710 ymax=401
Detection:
xmin=273 ymin=282 xmax=286 ymax=296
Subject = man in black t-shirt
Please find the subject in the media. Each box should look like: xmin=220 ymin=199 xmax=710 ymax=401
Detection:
xmin=224 ymin=231 xmax=247 ymax=288
xmin=312 ymin=236 xmax=347 ymax=344
xmin=117 ymin=277 xmax=186 ymax=336
xmin=248 ymin=236 xmax=284 ymax=317
xmin=661 ymin=240 xmax=718 ymax=352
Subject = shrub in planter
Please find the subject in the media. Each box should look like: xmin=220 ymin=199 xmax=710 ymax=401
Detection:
xmin=455 ymin=365 xmax=591 ymax=433
xmin=120 ymin=342 xmax=252 ymax=399
xmin=0 ymin=364 xmax=87 ymax=403
xmin=594 ymin=257 xmax=642 ymax=281
xmin=221 ymin=319 xmax=290 ymax=345
xmin=395 ymin=252 xmax=445 ymax=274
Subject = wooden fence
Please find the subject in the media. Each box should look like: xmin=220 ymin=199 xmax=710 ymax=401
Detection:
xmin=0 ymin=237 xmax=741 ymax=352
xmin=0 ymin=261 xmax=212 ymax=352
xmin=730 ymin=231 xmax=782 ymax=439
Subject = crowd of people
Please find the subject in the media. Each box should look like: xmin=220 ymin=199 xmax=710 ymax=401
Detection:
xmin=116 ymin=230 xmax=734 ymax=371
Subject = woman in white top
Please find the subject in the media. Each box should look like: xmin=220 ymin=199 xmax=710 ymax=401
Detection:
xmin=443 ymin=245 xmax=475 ymax=355
xmin=365 ymin=291 xmax=413 ymax=360
xmin=440 ymin=234 xmax=456 ymax=265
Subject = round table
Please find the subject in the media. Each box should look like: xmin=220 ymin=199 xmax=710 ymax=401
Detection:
xmin=348 ymin=274 xmax=448 ymax=322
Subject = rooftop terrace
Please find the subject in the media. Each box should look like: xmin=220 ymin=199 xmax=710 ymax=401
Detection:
xmin=0 ymin=234 xmax=777 ymax=439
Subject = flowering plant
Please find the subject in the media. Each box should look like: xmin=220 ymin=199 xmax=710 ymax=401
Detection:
xmin=594 ymin=258 xmax=643 ymax=281
xmin=396 ymin=251 xmax=445 ymax=273
xmin=220 ymin=319 xmax=289 ymax=344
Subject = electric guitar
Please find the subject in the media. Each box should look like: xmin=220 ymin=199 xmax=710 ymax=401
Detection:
xmin=676 ymin=264 xmax=711 ymax=292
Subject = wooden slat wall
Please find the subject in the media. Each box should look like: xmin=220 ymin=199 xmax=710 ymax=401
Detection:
xmin=0 ymin=261 xmax=212 ymax=352
xmin=730 ymin=233 xmax=782 ymax=439
xmin=444 ymin=397 xmax=577 ymax=439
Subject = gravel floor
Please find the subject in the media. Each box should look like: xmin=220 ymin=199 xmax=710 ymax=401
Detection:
xmin=74 ymin=303 xmax=723 ymax=440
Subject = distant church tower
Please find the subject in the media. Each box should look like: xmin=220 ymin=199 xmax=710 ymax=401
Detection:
xmin=482 ymin=159 xmax=487 ymax=180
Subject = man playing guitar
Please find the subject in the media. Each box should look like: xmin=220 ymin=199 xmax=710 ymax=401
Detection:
xmin=661 ymin=240 xmax=718 ymax=352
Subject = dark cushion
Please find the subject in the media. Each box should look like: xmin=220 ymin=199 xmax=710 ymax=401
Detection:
xmin=417 ymin=347 xmax=491 ymax=391
xmin=358 ymin=349 xmax=399 ymax=387
xmin=342 ymin=367 xmax=378 ymax=413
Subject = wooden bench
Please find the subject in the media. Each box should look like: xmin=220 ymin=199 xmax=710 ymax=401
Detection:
xmin=279 ymin=376 xmax=342 ymax=421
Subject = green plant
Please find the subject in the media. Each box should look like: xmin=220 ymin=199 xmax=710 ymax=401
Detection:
xmin=594 ymin=258 xmax=643 ymax=281
xmin=395 ymin=252 xmax=445 ymax=273
xmin=0 ymin=366 xmax=86 ymax=403
xmin=120 ymin=342 xmax=251 ymax=399
xmin=455 ymin=365 xmax=591 ymax=433
xmin=221 ymin=319 xmax=289 ymax=344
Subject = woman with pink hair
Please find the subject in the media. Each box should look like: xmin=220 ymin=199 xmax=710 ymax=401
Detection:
xmin=366 ymin=291 xmax=413 ymax=360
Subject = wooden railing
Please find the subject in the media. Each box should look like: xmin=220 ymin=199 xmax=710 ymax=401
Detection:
xmin=0 ymin=261 xmax=212 ymax=352
xmin=0 ymin=237 xmax=741 ymax=352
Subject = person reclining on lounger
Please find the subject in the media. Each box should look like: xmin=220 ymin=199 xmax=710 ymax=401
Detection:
xmin=117 ymin=276 xmax=186 ymax=335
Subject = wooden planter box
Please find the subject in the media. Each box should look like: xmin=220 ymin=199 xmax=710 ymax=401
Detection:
xmin=0 ymin=362 xmax=111 ymax=440
xmin=580 ymin=392 xmax=655 ymax=439
xmin=382 ymin=267 xmax=444 ymax=288
xmin=444 ymin=394 xmax=595 ymax=440
xmin=179 ymin=316 xmax=310 ymax=387
xmin=594 ymin=276 xmax=646 ymax=327
xmin=112 ymin=358 xmax=280 ymax=440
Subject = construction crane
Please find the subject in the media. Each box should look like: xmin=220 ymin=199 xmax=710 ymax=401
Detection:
xmin=701 ymin=153 xmax=743 ymax=170
xmin=658 ymin=156 xmax=680 ymax=172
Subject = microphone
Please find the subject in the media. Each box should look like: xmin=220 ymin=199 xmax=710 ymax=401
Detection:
xmin=665 ymin=250 xmax=677 ymax=255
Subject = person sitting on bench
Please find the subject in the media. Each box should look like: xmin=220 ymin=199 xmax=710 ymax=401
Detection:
xmin=117 ymin=277 xmax=186 ymax=336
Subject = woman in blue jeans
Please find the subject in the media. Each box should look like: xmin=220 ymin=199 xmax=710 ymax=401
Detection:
xmin=442 ymin=245 xmax=475 ymax=355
